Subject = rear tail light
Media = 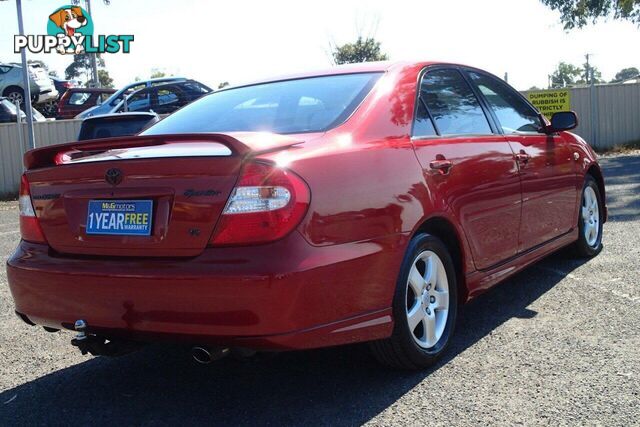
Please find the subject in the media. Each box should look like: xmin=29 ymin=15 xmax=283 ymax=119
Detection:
xmin=19 ymin=174 xmax=47 ymax=244
xmin=209 ymin=161 xmax=310 ymax=246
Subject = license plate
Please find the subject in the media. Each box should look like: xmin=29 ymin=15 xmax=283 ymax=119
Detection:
xmin=86 ymin=200 xmax=153 ymax=236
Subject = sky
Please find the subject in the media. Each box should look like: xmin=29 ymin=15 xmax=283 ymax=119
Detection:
xmin=1 ymin=0 xmax=639 ymax=90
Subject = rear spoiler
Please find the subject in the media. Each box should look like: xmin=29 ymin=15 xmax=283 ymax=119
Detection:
xmin=24 ymin=132 xmax=303 ymax=170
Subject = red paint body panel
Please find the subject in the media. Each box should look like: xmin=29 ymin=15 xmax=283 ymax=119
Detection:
xmin=57 ymin=88 xmax=116 ymax=120
xmin=6 ymin=61 xmax=605 ymax=350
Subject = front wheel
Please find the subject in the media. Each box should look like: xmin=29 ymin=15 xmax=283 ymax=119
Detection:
xmin=370 ymin=234 xmax=458 ymax=369
xmin=572 ymin=175 xmax=604 ymax=257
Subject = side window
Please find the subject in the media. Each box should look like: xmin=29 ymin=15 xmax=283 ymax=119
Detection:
xmin=68 ymin=92 xmax=91 ymax=105
xmin=412 ymin=99 xmax=437 ymax=137
xmin=468 ymin=71 xmax=543 ymax=134
xmin=158 ymin=88 xmax=180 ymax=105
xmin=420 ymin=69 xmax=492 ymax=136
xmin=125 ymin=92 xmax=151 ymax=112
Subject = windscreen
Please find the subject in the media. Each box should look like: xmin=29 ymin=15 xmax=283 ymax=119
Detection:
xmin=142 ymin=72 xmax=381 ymax=135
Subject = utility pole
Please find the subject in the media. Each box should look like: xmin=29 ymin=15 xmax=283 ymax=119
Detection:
xmin=585 ymin=53 xmax=591 ymax=85
xmin=15 ymin=0 xmax=35 ymax=150
xmin=504 ymin=72 xmax=508 ymax=83
xmin=73 ymin=0 xmax=101 ymax=87
xmin=85 ymin=0 xmax=100 ymax=87
xmin=585 ymin=53 xmax=598 ymax=148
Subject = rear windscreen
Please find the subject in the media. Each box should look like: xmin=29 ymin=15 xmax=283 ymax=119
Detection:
xmin=78 ymin=117 xmax=156 ymax=141
xmin=142 ymin=72 xmax=382 ymax=135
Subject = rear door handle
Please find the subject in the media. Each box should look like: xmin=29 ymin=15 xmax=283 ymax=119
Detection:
xmin=429 ymin=159 xmax=453 ymax=175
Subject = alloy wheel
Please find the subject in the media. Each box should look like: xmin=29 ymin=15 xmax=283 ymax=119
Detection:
xmin=406 ymin=250 xmax=450 ymax=349
xmin=6 ymin=91 xmax=24 ymax=106
xmin=582 ymin=186 xmax=600 ymax=247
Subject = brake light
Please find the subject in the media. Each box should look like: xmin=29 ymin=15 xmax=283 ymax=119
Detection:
xmin=19 ymin=174 xmax=46 ymax=244
xmin=209 ymin=161 xmax=310 ymax=246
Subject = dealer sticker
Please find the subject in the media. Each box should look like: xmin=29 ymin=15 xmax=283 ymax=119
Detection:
xmin=86 ymin=200 xmax=153 ymax=236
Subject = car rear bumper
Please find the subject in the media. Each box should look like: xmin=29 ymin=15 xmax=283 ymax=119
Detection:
xmin=35 ymin=87 xmax=58 ymax=104
xmin=6 ymin=232 xmax=406 ymax=350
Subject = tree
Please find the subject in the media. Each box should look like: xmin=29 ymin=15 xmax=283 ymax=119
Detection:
xmin=550 ymin=62 xmax=582 ymax=87
xmin=218 ymin=81 xmax=230 ymax=89
xmin=577 ymin=63 xmax=602 ymax=84
xmin=540 ymin=0 xmax=640 ymax=29
xmin=612 ymin=67 xmax=640 ymax=82
xmin=150 ymin=68 xmax=166 ymax=79
xmin=97 ymin=69 xmax=114 ymax=88
xmin=331 ymin=36 xmax=388 ymax=65
xmin=65 ymin=53 xmax=105 ymax=84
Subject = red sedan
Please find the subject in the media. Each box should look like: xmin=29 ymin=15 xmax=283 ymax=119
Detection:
xmin=7 ymin=61 xmax=605 ymax=369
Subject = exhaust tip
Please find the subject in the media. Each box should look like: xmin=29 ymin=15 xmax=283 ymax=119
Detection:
xmin=192 ymin=346 xmax=212 ymax=364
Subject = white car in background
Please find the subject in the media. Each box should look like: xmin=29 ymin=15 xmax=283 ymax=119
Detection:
xmin=0 ymin=63 xmax=58 ymax=106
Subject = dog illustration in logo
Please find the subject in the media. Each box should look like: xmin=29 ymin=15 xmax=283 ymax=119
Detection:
xmin=49 ymin=7 xmax=87 ymax=54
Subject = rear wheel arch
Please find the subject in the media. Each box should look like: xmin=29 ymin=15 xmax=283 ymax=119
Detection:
xmin=412 ymin=216 xmax=467 ymax=303
xmin=3 ymin=85 xmax=24 ymax=97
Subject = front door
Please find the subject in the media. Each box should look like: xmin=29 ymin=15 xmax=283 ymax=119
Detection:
xmin=412 ymin=67 xmax=522 ymax=270
xmin=464 ymin=69 xmax=578 ymax=252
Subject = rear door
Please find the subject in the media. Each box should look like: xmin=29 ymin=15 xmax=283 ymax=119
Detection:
xmin=465 ymin=70 xmax=578 ymax=251
xmin=412 ymin=67 xmax=521 ymax=270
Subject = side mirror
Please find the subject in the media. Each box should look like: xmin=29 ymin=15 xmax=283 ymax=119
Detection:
xmin=546 ymin=111 xmax=578 ymax=133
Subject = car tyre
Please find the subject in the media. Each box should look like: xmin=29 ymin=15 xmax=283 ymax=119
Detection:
xmin=370 ymin=233 xmax=458 ymax=369
xmin=4 ymin=87 xmax=25 ymax=106
xmin=572 ymin=175 xmax=604 ymax=257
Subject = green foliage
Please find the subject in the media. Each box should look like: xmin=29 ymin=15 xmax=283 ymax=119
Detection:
xmin=540 ymin=0 xmax=640 ymax=29
xmin=550 ymin=62 xmax=583 ymax=87
xmin=577 ymin=62 xmax=602 ymax=84
xmin=551 ymin=62 xmax=604 ymax=87
xmin=150 ymin=68 xmax=167 ymax=79
xmin=612 ymin=67 xmax=640 ymax=82
xmin=331 ymin=36 xmax=388 ymax=65
xmin=65 ymin=54 xmax=105 ymax=84
xmin=97 ymin=69 xmax=114 ymax=88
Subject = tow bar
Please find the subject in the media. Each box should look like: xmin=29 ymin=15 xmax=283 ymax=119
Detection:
xmin=71 ymin=319 xmax=141 ymax=357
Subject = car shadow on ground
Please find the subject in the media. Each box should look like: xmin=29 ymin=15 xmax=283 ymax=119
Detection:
xmin=0 ymin=253 xmax=590 ymax=426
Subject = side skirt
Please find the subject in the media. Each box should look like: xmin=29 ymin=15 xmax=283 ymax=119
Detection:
xmin=464 ymin=228 xmax=579 ymax=302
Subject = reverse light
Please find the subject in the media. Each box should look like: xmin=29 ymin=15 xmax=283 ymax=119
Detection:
xmin=19 ymin=174 xmax=47 ymax=244
xmin=209 ymin=161 xmax=310 ymax=246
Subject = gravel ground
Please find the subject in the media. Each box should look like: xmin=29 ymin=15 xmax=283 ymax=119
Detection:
xmin=1 ymin=154 xmax=638 ymax=426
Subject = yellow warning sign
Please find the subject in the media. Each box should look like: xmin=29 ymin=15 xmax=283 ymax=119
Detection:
xmin=526 ymin=90 xmax=571 ymax=119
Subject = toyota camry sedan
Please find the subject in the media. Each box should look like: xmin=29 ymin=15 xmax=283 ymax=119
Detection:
xmin=7 ymin=61 xmax=605 ymax=369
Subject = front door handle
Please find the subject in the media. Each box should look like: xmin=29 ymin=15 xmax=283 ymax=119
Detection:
xmin=429 ymin=159 xmax=453 ymax=175
xmin=515 ymin=151 xmax=530 ymax=165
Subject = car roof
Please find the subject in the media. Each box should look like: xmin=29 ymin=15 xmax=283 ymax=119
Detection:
xmin=223 ymin=61 xmax=444 ymax=88
xmin=126 ymin=79 xmax=202 ymax=96
xmin=66 ymin=87 xmax=117 ymax=93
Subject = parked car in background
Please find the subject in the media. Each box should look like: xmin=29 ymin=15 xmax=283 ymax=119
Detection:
xmin=0 ymin=97 xmax=47 ymax=123
xmin=51 ymin=77 xmax=78 ymax=97
xmin=57 ymin=88 xmax=116 ymax=120
xmin=114 ymin=80 xmax=211 ymax=115
xmin=77 ymin=112 xmax=159 ymax=140
xmin=7 ymin=62 xmax=606 ymax=369
xmin=36 ymin=77 xmax=79 ymax=118
xmin=76 ymin=77 xmax=188 ymax=119
xmin=0 ymin=63 xmax=58 ymax=106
